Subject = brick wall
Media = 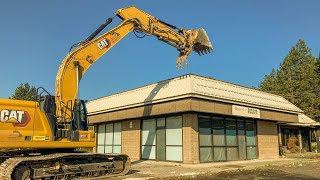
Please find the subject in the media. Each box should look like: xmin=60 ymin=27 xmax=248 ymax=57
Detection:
xmin=122 ymin=119 xmax=141 ymax=161
xmin=257 ymin=120 xmax=279 ymax=159
xmin=183 ymin=113 xmax=200 ymax=164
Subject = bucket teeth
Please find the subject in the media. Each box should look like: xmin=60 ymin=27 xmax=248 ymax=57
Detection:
xmin=193 ymin=28 xmax=213 ymax=56
xmin=196 ymin=46 xmax=213 ymax=56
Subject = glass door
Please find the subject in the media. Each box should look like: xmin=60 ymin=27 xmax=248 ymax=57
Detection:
xmin=156 ymin=118 xmax=166 ymax=161
xmin=141 ymin=119 xmax=156 ymax=159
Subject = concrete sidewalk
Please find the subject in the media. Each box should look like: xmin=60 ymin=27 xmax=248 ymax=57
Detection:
xmin=111 ymin=155 xmax=320 ymax=180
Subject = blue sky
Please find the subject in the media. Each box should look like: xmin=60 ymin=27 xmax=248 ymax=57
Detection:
xmin=0 ymin=1 xmax=319 ymax=101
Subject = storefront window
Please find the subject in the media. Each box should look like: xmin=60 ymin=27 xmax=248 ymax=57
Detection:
xmin=200 ymin=147 xmax=214 ymax=162
xmin=212 ymin=117 xmax=224 ymax=128
xmin=141 ymin=116 xmax=183 ymax=162
xmin=246 ymin=130 xmax=256 ymax=146
xmin=247 ymin=146 xmax=257 ymax=159
xmin=97 ymin=122 xmax=122 ymax=154
xmin=227 ymin=147 xmax=239 ymax=161
xmin=142 ymin=119 xmax=156 ymax=159
xmin=156 ymin=118 xmax=166 ymax=161
xmin=245 ymin=120 xmax=257 ymax=159
xmin=199 ymin=115 xmax=257 ymax=162
xmin=214 ymin=147 xmax=226 ymax=161
xmin=226 ymin=119 xmax=237 ymax=146
xmin=213 ymin=129 xmax=225 ymax=146
xmin=105 ymin=123 xmax=113 ymax=153
xmin=166 ymin=116 xmax=182 ymax=161
xmin=238 ymin=129 xmax=247 ymax=160
xmin=113 ymin=123 xmax=122 ymax=153
xmin=199 ymin=116 xmax=212 ymax=146
xmin=97 ymin=124 xmax=106 ymax=153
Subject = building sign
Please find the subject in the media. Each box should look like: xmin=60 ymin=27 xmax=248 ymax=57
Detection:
xmin=232 ymin=105 xmax=260 ymax=118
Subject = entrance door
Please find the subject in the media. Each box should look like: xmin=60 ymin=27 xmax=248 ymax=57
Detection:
xmin=141 ymin=119 xmax=156 ymax=159
xmin=301 ymin=129 xmax=311 ymax=152
xmin=156 ymin=118 xmax=166 ymax=161
xmin=141 ymin=116 xmax=183 ymax=161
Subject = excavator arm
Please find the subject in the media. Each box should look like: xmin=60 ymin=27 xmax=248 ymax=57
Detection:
xmin=55 ymin=6 xmax=213 ymax=122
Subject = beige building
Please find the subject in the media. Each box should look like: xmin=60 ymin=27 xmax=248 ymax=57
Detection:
xmin=87 ymin=74 xmax=309 ymax=164
xmin=279 ymin=114 xmax=319 ymax=153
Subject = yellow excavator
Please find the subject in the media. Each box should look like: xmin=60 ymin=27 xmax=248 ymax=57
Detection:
xmin=0 ymin=6 xmax=212 ymax=180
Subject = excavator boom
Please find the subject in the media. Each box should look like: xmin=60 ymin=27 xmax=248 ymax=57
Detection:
xmin=55 ymin=6 xmax=213 ymax=122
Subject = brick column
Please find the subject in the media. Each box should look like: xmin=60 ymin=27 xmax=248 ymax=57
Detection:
xmin=278 ymin=125 xmax=282 ymax=147
xmin=257 ymin=120 xmax=279 ymax=159
xmin=183 ymin=113 xmax=200 ymax=164
xmin=298 ymin=129 xmax=302 ymax=153
xmin=122 ymin=119 xmax=141 ymax=161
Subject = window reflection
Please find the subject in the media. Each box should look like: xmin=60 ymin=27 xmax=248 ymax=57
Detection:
xmin=199 ymin=115 xmax=257 ymax=162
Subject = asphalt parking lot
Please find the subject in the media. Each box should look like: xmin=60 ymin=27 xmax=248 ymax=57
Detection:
xmin=110 ymin=153 xmax=320 ymax=180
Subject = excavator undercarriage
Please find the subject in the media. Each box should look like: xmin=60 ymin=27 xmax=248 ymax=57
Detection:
xmin=0 ymin=150 xmax=130 ymax=180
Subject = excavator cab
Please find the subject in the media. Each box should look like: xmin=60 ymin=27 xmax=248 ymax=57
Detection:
xmin=39 ymin=95 xmax=56 ymax=115
xmin=73 ymin=99 xmax=88 ymax=131
xmin=38 ymin=90 xmax=89 ymax=141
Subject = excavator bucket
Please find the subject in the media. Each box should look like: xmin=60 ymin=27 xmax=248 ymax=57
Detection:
xmin=192 ymin=28 xmax=213 ymax=56
xmin=176 ymin=28 xmax=213 ymax=69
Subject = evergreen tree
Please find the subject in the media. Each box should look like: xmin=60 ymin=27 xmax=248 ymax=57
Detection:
xmin=10 ymin=83 xmax=37 ymax=101
xmin=316 ymin=52 xmax=320 ymax=77
xmin=259 ymin=39 xmax=320 ymax=121
xmin=259 ymin=69 xmax=277 ymax=92
xmin=315 ymin=52 xmax=320 ymax=121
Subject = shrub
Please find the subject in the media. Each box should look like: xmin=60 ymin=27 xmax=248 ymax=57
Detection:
xmin=311 ymin=142 xmax=318 ymax=152
xmin=287 ymin=136 xmax=299 ymax=153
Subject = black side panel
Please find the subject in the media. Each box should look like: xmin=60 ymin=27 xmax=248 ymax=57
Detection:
xmin=68 ymin=130 xmax=80 ymax=141
xmin=39 ymin=95 xmax=57 ymax=140
xmin=42 ymin=96 xmax=56 ymax=115
xmin=45 ymin=113 xmax=57 ymax=138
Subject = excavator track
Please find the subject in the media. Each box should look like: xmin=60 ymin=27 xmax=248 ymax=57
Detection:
xmin=0 ymin=152 xmax=130 ymax=180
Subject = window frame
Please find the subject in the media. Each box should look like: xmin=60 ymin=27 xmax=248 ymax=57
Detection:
xmin=140 ymin=115 xmax=183 ymax=162
xmin=96 ymin=122 xmax=122 ymax=154
xmin=198 ymin=114 xmax=258 ymax=163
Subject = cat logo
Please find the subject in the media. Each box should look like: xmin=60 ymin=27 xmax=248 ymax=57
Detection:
xmin=97 ymin=38 xmax=111 ymax=50
xmin=0 ymin=110 xmax=31 ymax=127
